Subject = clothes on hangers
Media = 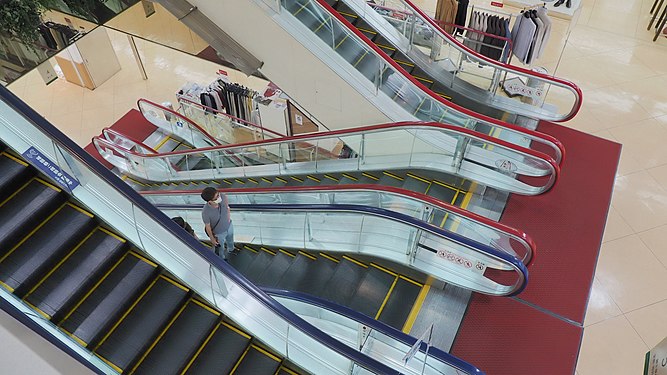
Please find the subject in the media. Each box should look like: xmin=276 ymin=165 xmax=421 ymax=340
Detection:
xmin=463 ymin=11 xmax=511 ymax=62
xmin=510 ymin=7 xmax=552 ymax=64
xmin=454 ymin=0 xmax=469 ymax=35
xmin=435 ymin=0 xmax=458 ymax=34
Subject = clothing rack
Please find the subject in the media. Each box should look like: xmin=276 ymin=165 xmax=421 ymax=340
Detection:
xmin=648 ymin=0 xmax=667 ymax=41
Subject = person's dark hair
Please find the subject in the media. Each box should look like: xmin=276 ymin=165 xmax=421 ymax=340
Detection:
xmin=171 ymin=216 xmax=195 ymax=236
xmin=201 ymin=187 xmax=217 ymax=202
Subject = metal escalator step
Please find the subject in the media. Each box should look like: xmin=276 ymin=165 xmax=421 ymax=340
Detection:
xmin=401 ymin=175 xmax=431 ymax=194
xmin=0 ymin=179 xmax=65 ymax=258
xmin=348 ymin=265 xmax=396 ymax=318
xmin=59 ymin=253 xmax=158 ymax=347
xmin=411 ymin=66 xmax=433 ymax=84
xmin=354 ymin=18 xmax=375 ymax=34
xmin=183 ymin=322 xmax=251 ymax=375
xmin=321 ymin=258 xmax=367 ymax=305
xmin=95 ymin=276 xmax=190 ymax=372
xmin=255 ymin=251 xmax=295 ymax=287
xmin=431 ymin=81 xmax=451 ymax=98
xmin=233 ymin=345 xmax=281 ymax=375
xmin=378 ymin=174 xmax=405 ymax=188
xmin=24 ymin=228 xmax=127 ymax=320
xmin=377 ymin=277 xmax=422 ymax=330
xmin=0 ymin=154 xmax=33 ymax=202
xmin=395 ymin=59 xmax=415 ymax=74
xmin=335 ymin=2 xmax=358 ymax=18
xmin=131 ymin=300 xmax=219 ymax=375
xmin=287 ymin=0 xmax=323 ymax=30
xmin=335 ymin=36 xmax=366 ymax=66
xmin=0 ymin=204 xmax=97 ymax=295
xmin=426 ymin=182 xmax=459 ymax=205
xmin=242 ymin=250 xmax=275 ymax=283
xmin=228 ymin=247 xmax=258 ymax=274
xmin=279 ymin=253 xmax=337 ymax=295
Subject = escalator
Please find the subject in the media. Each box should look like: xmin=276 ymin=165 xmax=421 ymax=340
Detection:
xmin=155 ymin=0 xmax=572 ymax=156
xmin=93 ymin=119 xmax=561 ymax=196
xmin=0 ymin=145 xmax=304 ymax=375
xmin=317 ymin=0 xmax=582 ymax=123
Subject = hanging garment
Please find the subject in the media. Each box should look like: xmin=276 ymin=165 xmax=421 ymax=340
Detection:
xmin=463 ymin=11 xmax=477 ymax=50
xmin=454 ymin=0 xmax=469 ymax=35
xmin=511 ymin=12 xmax=537 ymax=64
xmin=535 ymin=7 xmax=552 ymax=60
xmin=526 ymin=11 xmax=543 ymax=65
xmin=435 ymin=0 xmax=459 ymax=34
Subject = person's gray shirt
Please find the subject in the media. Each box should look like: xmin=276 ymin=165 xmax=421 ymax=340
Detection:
xmin=202 ymin=196 xmax=231 ymax=234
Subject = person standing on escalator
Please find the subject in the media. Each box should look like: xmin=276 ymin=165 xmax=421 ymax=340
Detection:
xmin=201 ymin=187 xmax=235 ymax=260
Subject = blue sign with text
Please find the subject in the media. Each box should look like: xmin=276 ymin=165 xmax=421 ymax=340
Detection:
xmin=22 ymin=147 xmax=80 ymax=190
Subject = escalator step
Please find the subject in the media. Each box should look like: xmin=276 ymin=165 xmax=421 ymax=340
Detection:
xmin=394 ymin=59 xmax=415 ymax=74
xmin=255 ymin=251 xmax=295 ymax=287
xmin=184 ymin=322 xmax=251 ymax=375
xmin=0 ymin=153 xmax=33 ymax=202
xmin=0 ymin=204 xmax=97 ymax=295
xmin=287 ymin=0 xmax=324 ymax=31
xmin=95 ymin=276 xmax=190 ymax=372
xmin=335 ymin=36 xmax=366 ymax=66
xmin=378 ymin=174 xmax=405 ymax=188
xmin=401 ymin=175 xmax=431 ymax=194
xmin=426 ymin=182 xmax=459 ymax=205
xmin=280 ymin=253 xmax=337 ymax=295
xmin=59 ymin=253 xmax=158 ymax=347
xmin=430 ymin=81 xmax=451 ymax=98
xmin=377 ymin=277 xmax=422 ymax=330
xmin=0 ymin=179 xmax=65 ymax=257
xmin=24 ymin=228 xmax=127 ymax=320
xmin=131 ymin=300 xmax=219 ymax=375
xmin=243 ymin=249 xmax=275 ymax=283
xmin=354 ymin=52 xmax=381 ymax=82
xmin=233 ymin=345 xmax=281 ymax=375
xmin=348 ymin=265 xmax=396 ymax=318
xmin=322 ymin=258 xmax=366 ymax=305
xmin=228 ymin=247 xmax=258 ymax=274
xmin=335 ymin=2 xmax=358 ymax=19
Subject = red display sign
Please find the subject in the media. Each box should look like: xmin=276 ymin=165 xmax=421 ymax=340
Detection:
xmin=490 ymin=1 xmax=504 ymax=7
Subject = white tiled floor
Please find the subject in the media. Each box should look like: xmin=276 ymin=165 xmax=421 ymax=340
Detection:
xmin=7 ymin=0 xmax=667 ymax=374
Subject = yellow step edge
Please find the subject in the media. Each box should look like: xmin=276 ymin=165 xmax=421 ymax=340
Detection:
xmin=319 ymin=252 xmax=339 ymax=263
xmin=399 ymin=275 xmax=423 ymax=287
xmin=338 ymin=11 xmax=358 ymax=19
xmin=313 ymin=16 xmax=332 ymax=33
xmin=0 ymin=203 xmax=68 ymax=264
xmin=160 ymin=275 xmax=190 ymax=292
xmin=290 ymin=176 xmax=303 ymax=182
xmin=341 ymin=173 xmax=358 ymax=181
xmin=440 ymin=212 xmax=450 ymax=229
xmin=342 ymin=255 xmax=368 ymax=268
xmin=402 ymin=284 xmax=431 ymax=334
xmin=23 ymin=227 xmax=100 ymax=299
xmin=354 ymin=51 xmax=369 ymax=67
xmin=250 ymin=344 xmax=281 ymax=362
xmin=374 ymin=277 xmax=399 ymax=320
xmin=335 ymin=35 xmax=349 ymax=50
xmin=243 ymin=245 xmax=258 ymax=253
xmin=298 ymin=251 xmax=316 ymax=260
xmin=191 ymin=298 xmax=221 ymax=316
xmin=128 ymin=251 xmax=159 ymax=268
xmin=191 ymin=181 xmax=199 ymax=185
xmin=261 ymin=178 xmax=273 ymax=184
xmin=394 ymin=59 xmax=415 ymax=67
xmin=223 ymin=179 xmax=233 ymax=185
xmin=279 ymin=249 xmax=296 ymax=257
xmin=129 ymin=300 xmax=191 ymax=374
xmin=22 ymin=300 xmax=51 ymax=320
xmin=382 ymin=171 xmax=404 ymax=181
xmin=413 ymin=98 xmax=427 ymax=116
xmin=375 ymin=43 xmax=396 ymax=51
xmin=58 ymin=253 xmax=132 ymax=326
xmin=65 ymin=202 xmax=94 ymax=218
xmin=0 ymin=178 xmax=37 ymax=208
xmin=154 ymin=136 xmax=171 ymax=151
xmin=93 ymin=276 xmax=161 ymax=351
xmin=180 ymin=324 xmax=222 ymax=375
xmin=357 ymin=27 xmax=377 ymax=35
xmin=35 ymin=177 xmax=62 ymax=192
xmin=424 ymin=181 xmax=433 ymax=195
xmin=0 ymin=280 xmax=15 ymax=293
xmin=369 ymin=263 xmax=398 ymax=277
xmin=275 ymin=177 xmax=288 ymax=183
xmin=212 ymin=180 xmax=221 ymax=184
xmin=450 ymin=190 xmax=461 ymax=206
xmin=361 ymin=172 xmax=378 ymax=181
xmin=99 ymin=227 xmax=127 ymax=243
xmin=292 ymin=1 xmax=309 ymax=16
xmin=2 ymin=152 xmax=29 ymax=166
xmin=461 ymin=183 xmax=477 ymax=210
xmin=64 ymin=330 xmax=88 ymax=347
xmin=221 ymin=321 xmax=252 ymax=339
xmin=234 ymin=179 xmax=246 ymax=184
xmin=307 ymin=175 xmax=320 ymax=182
xmin=95 ymin=354 xmax=123 ymax=373
xmin=229 ymin=346 xmax=251 ymax=374
xmin=323 ymin=174 xmax=339 ymax=182
xmin=260 ymin=247 xmax=276 ymax=256
xmin=431 ymin=179 xmax=457 ymax=191
xmin=279 ymin=366 xmax=300 ymax=375
xmin=248 ymin=178 xmax=259 ymax=184
xmin=414 ymin=76 xmax=434 ymax=84
xmin=406 ymin=173 xmax=429 ymax=184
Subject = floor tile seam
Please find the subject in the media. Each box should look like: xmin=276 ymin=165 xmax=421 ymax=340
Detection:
xmin=634 ymin=230 xmax=667 ymax=273
xmin=620 ymin=313 xmax=652 ymax=350
xmin=603 ymin=209 xmax=667 ymax=241
xmin=511 ymin=296 xmax=584 ymax=327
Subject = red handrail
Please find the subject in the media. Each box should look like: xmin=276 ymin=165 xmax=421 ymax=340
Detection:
xmin=313 ymin=0 xmax=566 ymax=163
xmin=399 ymin=0 xmax=583 ymax=120
xmin=137 ymin=98 xmax=222 ymax=146
xmin=177 ymin=97 xmax=287 ymax=138
xmin=141 ymin=184 xmax=536 ymax=266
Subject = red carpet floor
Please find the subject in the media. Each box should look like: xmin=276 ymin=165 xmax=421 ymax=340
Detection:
xmin=84 ymin=109 xmax=157 ymax=169
xmin=452 ymin=121 xmax=621 ymax=375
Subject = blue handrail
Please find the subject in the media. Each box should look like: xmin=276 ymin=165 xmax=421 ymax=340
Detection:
xmin=155 ymin=202 xmax=529 ymax=296
xmin=262 ymin=287 xmax=485 ymax=375
xmin=0 ymin=86 xmax=405 ymax=374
